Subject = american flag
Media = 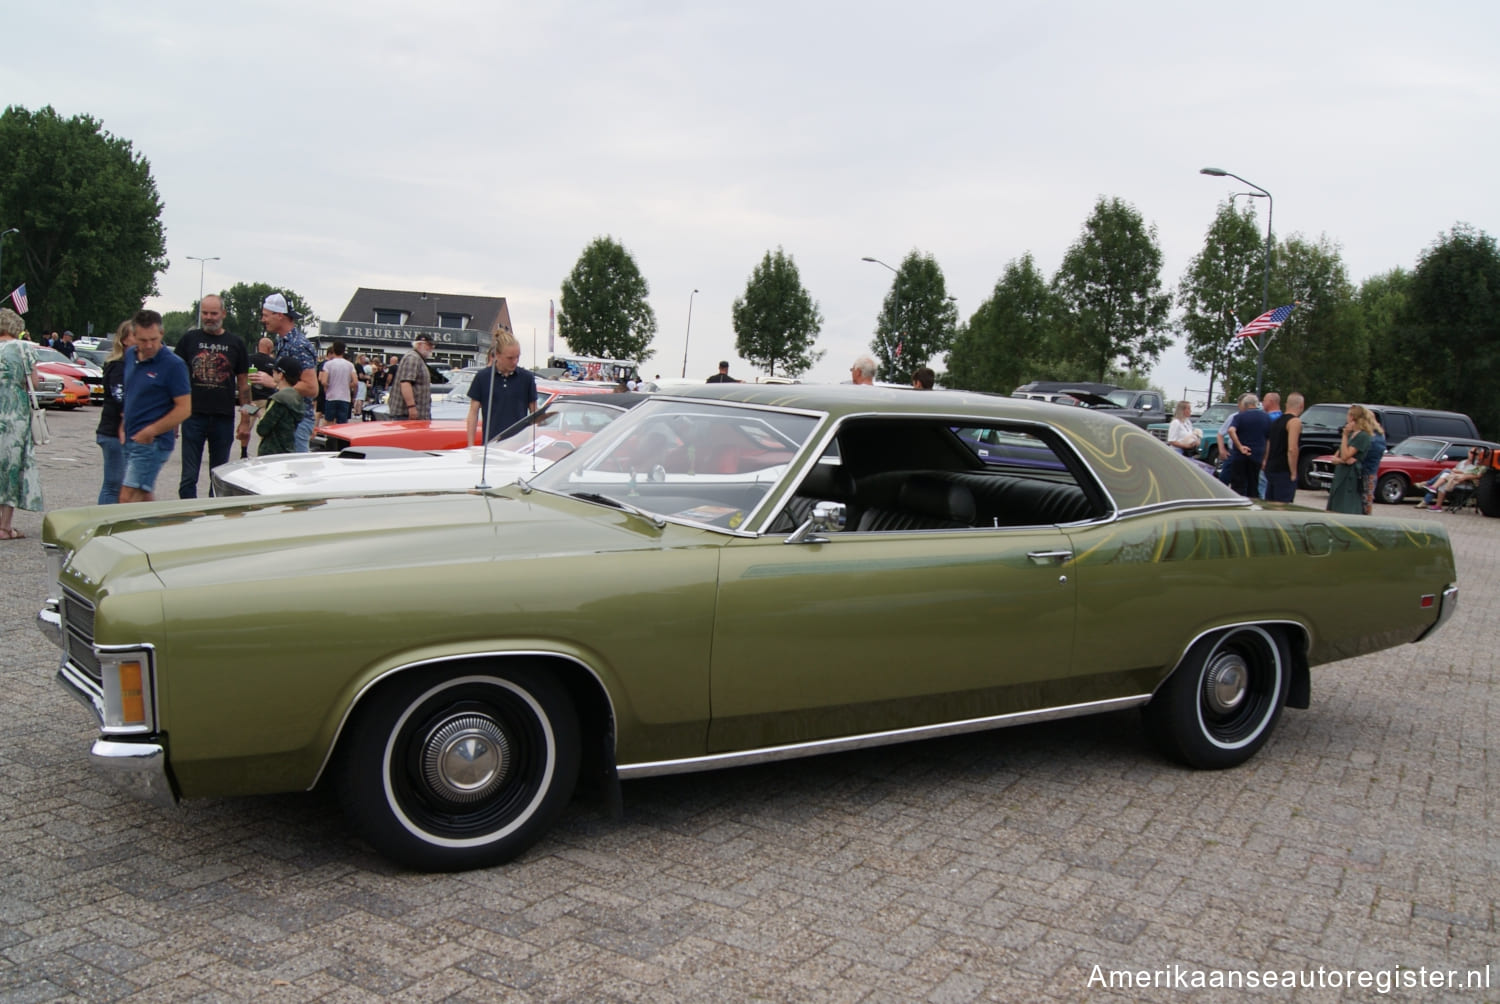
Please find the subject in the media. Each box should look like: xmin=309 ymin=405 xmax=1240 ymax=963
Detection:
xmin=8 ymin=284 xmax=25 ymax=314
xmin=1235 ymin=303 xmax=1296 ymax=338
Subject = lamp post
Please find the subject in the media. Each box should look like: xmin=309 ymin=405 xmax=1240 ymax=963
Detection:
xmin=861 ymin=256 xmax=900 ymax=368
xmin=1200 ymin=167 xmax=1273 ymax=394
xmin=680 ymin=288 xmax=699 ymax=378
xmin=1 ymin=227 xmax=19 ymax=300
xmin=186 ymin=255 xmax=220 ymax=327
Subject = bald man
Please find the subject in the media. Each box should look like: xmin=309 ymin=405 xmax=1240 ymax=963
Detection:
xmin=175 ymin=294 xmax=251 ymax=497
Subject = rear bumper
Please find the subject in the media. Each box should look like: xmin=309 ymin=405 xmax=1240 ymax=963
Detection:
xmin=1416 ymin=584 xmax=1460 ymax=643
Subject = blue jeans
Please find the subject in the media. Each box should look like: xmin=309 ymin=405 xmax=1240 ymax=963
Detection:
xmin=123 ymin=438 xmax=174 ymax=493
xmin=179 ymin=412 xmax=235 ymax=499
xmin=97 ymin=434 xmax=124 ymax=504
xmin=1264 ymin=471 xmax=1294 ymax=503
xmin=294 ymin=409 xmax=315 ymax=453
xmin=323 ymin=399 xmax=352 ymax=425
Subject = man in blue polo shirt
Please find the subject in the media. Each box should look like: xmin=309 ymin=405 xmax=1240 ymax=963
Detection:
xmin=119 ymin=309 xmax=192 ymax=502
xmin=465 ymin=329 xmax=538 ymax=444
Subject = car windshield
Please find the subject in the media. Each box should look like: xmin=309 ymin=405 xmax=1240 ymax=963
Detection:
xmin=1105 ymin=390 xmax=1134 ymax=408
xmin=1389 ymin=438 xmax=1445 ymax=460
xmin=490 ymin=400 xmax=624 ymax=458
xmin=1300 ymin=404 xmax=1352 ymax=429
xmin=530 ymin=398 xmax=818 ymax=529
xmin=1199 ymin=404 xmax=1235 ymax=426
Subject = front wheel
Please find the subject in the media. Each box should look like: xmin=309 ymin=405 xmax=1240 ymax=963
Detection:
xmin=1144 ymin=626 xmax=1289 ymax=769
xmin=340 ymin=666 xmax=580 ymax=871
xmin=1296 ymin=454 xmax=1321 ymax=491
xmin=1376 ymin=472 xmax=1408 ymax=505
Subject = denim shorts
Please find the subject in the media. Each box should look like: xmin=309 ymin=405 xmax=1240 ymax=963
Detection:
xmin=122 ymin=438 xmax=175 ymax=492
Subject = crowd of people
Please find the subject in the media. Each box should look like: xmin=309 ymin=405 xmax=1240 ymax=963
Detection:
xmin=3 ymin=318 xmax=1490 ymax=530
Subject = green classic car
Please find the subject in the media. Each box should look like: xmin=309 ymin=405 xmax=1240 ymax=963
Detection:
xmin=39 ymin=385 xmax=1458 ymax=871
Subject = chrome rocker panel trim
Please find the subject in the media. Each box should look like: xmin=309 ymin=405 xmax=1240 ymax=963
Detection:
xmin=616 ymin=694 xmax=1152 ymax=780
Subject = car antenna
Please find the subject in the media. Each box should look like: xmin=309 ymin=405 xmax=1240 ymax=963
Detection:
xmin=476 ymin=340 xmax=500 ymax=489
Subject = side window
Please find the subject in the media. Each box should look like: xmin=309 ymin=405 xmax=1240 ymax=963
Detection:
xmin=1423 ymin=416 xmax=1477 ymax=439
xmin=776 ymin=420 xmax=1103 ymax=534
xmin=1444 ymin=444 xmax=1472 ymax=461
xmin=1382 ymin=413 xmax=1411 ymax=441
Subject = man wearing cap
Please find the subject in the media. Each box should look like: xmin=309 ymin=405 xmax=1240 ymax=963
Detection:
xmin=706 ymin=361 xmax=739 ymax=384
xmin=253 ymin=292 xmax=318 ymax=451
xmin=388 ymin=333 xmax=435 ymax=421
xmin=174 ymin=294 xmax=250 ymax=497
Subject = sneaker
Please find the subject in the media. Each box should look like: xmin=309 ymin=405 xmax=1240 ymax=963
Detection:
xmin=1426 ymin=505 xmax=1444 ymax=512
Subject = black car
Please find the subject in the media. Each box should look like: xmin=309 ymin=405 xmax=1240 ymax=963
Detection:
xmin=1294 ymin=403 xmax=1479 ymax=487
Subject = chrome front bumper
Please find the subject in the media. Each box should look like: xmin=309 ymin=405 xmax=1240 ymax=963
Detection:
xmin=54 ymin=656 xmax=178 ymax=809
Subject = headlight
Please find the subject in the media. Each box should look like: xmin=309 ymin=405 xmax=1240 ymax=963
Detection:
xmin=97 ymin=647 xmax=157 ymax=734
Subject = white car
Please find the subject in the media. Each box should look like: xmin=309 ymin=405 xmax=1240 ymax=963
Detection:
xmin=210 ymin=396 xmax=636 ymax=497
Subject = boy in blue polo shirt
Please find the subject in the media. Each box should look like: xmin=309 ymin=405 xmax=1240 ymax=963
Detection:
xmin=119 ymin=310 xmax=192 ymax=502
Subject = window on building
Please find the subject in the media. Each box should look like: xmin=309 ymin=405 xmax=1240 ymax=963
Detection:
xmin=373 ymin=309 xmax=407 ymax=325
xmin=436 ymin=313 xmax=469 ymax=329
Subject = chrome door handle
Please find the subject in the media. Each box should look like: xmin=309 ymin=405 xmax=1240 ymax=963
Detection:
xmin=1027 ymin=550 xmax=1073 ymax=566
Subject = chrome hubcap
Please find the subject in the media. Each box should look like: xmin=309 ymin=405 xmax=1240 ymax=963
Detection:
xmin=421 ymin=714 xmax=511 ymax=803
xmin=1203 ymin=655 xmax=1249 ymax=714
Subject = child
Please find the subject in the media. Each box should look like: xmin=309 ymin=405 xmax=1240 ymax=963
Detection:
xmin=256 ymin=358 xmax=305 ymax=456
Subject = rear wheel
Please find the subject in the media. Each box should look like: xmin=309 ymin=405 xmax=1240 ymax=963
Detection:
xmin=340 ymin=666 xmax=580 ymax=871
xmin=1144 ymin=626 xmax=1289 ymax=769
xmin=1296 ymin=454 xmax=1321 ymax=491
xmin=1376 ymin=472 xmax=1408 ymax=505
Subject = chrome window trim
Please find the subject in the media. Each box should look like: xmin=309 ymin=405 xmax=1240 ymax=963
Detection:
xmin=310 ymin=648 xmax=621 ymax=789
xmin=617 ymin=694 xmax=1152 ymax=779
xmin=746 ymin=410 xmax=1125 ymax=536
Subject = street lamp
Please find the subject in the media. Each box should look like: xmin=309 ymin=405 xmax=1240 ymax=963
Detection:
xmin=1200 ymin=167 xmax=1274 ymax=394
xmin=0 ymin=227 xmax=19 ymax=299
xmin=861 ymin=256 xmax=901 ymax=366
xmin=680 ymin=289 xmax=699 ymax=378
xmin=186 ymin=255 xmax=220 ymax=327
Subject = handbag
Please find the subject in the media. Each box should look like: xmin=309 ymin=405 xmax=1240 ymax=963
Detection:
xmin=29 ymin=383 xmax=50 ymax=446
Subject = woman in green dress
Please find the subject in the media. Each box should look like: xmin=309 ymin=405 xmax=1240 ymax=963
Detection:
xmin=0 ymin=307 xmax=45 ymax=539
xmin=1326 ymin=404 xmax=1376 ymax=515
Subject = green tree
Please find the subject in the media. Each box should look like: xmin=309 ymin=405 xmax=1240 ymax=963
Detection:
xmin=731 ymin=247 xmax=824 ymax=378
xmin=869 ymin=251 xmax=958 ymax=383
xmin=1176 ymin=200 xmax=1266 ymax=402
xmin=1260 ymin=235 xmax=1363 ymax=403
xmin=1052 ymin=196 xmax=1172 ymax=380
xmin=161 ymin=309 xmax=194 ymax=346
xmin=1357 ymin=268 xmax=1411 ymax=405
xmin=558 ymin=236 xmax=657 ymax=363
xmin=218 ymin=282 xmax=318 ymax=351
xmin=0 ymin=105 xmax=168 ymax=335
xmin=945 ymin=253 xmax=1059 ymax=393
xmin=1393 ymin=225 xmax=1500 ymax=436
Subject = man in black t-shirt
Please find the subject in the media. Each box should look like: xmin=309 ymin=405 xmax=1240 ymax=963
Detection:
xmin=174 ymin=294 xmax=250 ymax=497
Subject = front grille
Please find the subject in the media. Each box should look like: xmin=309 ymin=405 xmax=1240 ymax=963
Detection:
xmin=61 ymin=587 xmax=100 ymax=681
xmin=1149 ymin=428 xmax=1168 ymax=442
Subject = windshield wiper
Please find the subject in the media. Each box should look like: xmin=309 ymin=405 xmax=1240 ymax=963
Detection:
xmin=569 ymin=492 xmax=666 ymax=528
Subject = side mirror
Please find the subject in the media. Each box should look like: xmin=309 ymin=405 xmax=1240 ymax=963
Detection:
xmin=786 ymin=501 xmax=847 ymax=544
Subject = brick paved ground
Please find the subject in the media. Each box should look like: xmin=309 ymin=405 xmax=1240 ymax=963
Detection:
xmin=2 ymin=408 xmax=1495 ymax=1002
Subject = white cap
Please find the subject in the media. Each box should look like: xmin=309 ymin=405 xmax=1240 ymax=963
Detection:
xmin=262 ymin=292 xmax=299 ymax=319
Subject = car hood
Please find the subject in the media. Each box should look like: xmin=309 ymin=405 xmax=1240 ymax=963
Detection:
xmin=213 ymin=444 xmax=558 ymax=495
xmin=56 ymin=488 xmax=673 ymax=594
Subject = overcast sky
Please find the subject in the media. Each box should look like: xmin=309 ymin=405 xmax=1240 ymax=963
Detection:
xmin=11 ymin=1 xmax=1496 ymax=399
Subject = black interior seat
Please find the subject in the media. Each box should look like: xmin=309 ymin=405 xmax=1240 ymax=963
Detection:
xmin=856 ymin=476 xmax=976 ymax=532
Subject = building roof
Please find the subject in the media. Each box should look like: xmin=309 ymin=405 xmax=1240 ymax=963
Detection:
xmin=337 ymin=288 xmax=512 ymax=331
